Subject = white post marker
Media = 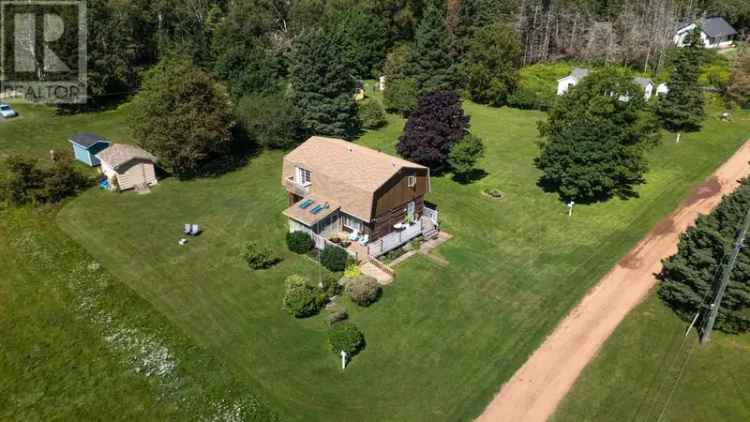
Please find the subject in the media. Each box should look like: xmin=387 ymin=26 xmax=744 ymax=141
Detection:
xmin=676 ymin=132 xmax=681 ymax=144
xmin=340 ymin=350 xmax=347 ymax=370
xmin=567 ymin=200 xmax=575 ymax=217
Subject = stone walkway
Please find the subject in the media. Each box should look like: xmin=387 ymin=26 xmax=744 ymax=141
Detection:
xmin=360 ymin=261 xmax=394 ymax=285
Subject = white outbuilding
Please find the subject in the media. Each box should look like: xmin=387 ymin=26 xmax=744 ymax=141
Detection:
xmin=556 ymin=68 xmax=590 ymax=96
xmin=96 ymin=144 xmax=158 ymax=191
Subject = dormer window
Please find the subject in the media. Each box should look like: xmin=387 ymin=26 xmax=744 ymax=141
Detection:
xmin=296 ymin=167 xmax=311 ymax=185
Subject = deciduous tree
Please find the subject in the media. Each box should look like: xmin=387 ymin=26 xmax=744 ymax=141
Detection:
xmin=465 ymin=24 xmax=522 ymax=106
xmin=536 ymin=68 xmax=659 ymax=202
xmin=397 ymin=91 xmax=469 ymax=169
xmin=129 ymin=57 xmax=234 ymax=177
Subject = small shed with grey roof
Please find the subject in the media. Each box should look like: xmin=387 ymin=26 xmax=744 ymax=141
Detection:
xmin=96 ymin=144 xmax=158 ymax=191
xmin=69 ymin=133 xmax=111 ymax=166
xmin=633 ymin=77 xmax=655 ymax=100
xmin=557 ymin=68 xmax=590 ymax=95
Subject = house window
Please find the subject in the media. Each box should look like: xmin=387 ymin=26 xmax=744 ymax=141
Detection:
xmin=408 ymin=175 xmax=417 ymax=187
xmin=342 ymin=214 xmax=362 ymax=231
xmin=296 ymin=167 xmax=311 ymax=185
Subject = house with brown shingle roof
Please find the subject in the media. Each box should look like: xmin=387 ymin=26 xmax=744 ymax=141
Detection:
xmin=282 ymin=136 xmax=438 ymax=257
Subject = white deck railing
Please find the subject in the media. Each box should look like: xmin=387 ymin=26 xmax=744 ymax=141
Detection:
xmin=367 ymin=220 xmax=423 ymax=257
xmin=310 ymin=232 xmax=357 ymax=260
xmin=423 ymin=206 xmax=438 ymax=225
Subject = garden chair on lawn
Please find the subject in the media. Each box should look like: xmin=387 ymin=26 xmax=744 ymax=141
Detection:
xmin=184 ymin=224 xmax=191 ymax=235
xmin=190 ymin=224 xmax=201 ymax=236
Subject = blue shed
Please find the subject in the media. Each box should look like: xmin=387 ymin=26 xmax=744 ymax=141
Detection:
xmin=69 ymin=133 xmax=111 ymax=166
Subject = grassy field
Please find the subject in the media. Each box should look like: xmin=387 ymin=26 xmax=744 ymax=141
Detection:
xmin=0 ymin=207 xmax=276 ymax=421
xmin=44 ymin=95 xmax=750 ymax=421
xmin=552 ymin=294 xmax=750 ymax=422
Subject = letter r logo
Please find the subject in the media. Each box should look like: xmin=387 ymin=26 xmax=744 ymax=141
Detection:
xmin=14 ymin=12 xmax=70 ymax=73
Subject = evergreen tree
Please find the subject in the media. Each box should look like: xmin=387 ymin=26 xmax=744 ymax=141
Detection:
xmin=409 ymin=2 xmax=460 ymax=95
xmin=727 ymin=48 xmax=750 ymax=108
xmin=448 ymin=133 xmax=485 ymax=179
xmin=465 ymin=24 xmax=522 ymax=106
xmin=289 ymin=29 xmax=360 ymax=140
xmin=535 ymin=68 xmax=659 ymax=202
xmin=396 ymin=91 xmax=469 ymax=169
xmin=656 ymin=27 xmax=705 ymax=132
xmin=325 ymin=7 xmax=388 ymax=79
xmin=658 ymin=178 xmax=750 ymax=334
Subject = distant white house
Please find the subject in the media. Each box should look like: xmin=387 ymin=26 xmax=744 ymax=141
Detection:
xmin=633 ymin=77 xmax=655 ymax=101
xmin=556 ymin=68 xmax=590 ymax=95
xmin=557 ymin=69 xmax=657 ymax=101
xmin=656 ymin=83 xmax=669 ymax=96
xmin=674 ymin=16 xmax=737 ymax=49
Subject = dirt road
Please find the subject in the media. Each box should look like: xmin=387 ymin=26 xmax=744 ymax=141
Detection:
xmin=476 ymin=141 xmax=750 ymax=422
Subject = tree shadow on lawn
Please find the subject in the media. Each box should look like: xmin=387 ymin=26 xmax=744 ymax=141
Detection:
xmin=535 ymin=174 xmax=641 ymax=205
xmin=174 ymin=127 xmax=263 ymax=180
xmin=451 ymin=168 xmax=488 ymax=185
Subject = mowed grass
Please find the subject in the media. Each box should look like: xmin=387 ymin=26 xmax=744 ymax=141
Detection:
xmin=47 ymin=96 xmax=750 ymax=421
xmin=0 ymin=103 xmax=132 ymax=159
xmin=552 ymin=294 xmax=750 ymax=422
xmin=0 ymin=207 xmax=276 ymax=421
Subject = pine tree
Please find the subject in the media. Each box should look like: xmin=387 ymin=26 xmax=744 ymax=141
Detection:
xmin=535 ymin=68 xmax=659 ymax=202
xmin=409 ymin=2 xmax=460 ymax=95
xmin=658 ymin=178 xmax=750 ymax=334
xmin=465 ymin=24 xmax=522 ymax=106
xmin=289 ymin=29 xmax=360 ymax=140
xmin=396 ymin=91 xmax=469 ymax=169
xmin=656 ymin=27 xmax=705 ymax=132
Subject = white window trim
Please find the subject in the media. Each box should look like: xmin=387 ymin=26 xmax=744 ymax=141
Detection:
xmin=342 ymin=213 xmax=362 ymax=231
xmin=408 ymin=175 xmax=416 ymax=187
xmin=295 ymin=167 xmax=312 ymax=186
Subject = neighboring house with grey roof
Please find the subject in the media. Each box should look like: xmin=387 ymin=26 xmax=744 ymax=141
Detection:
xmin=281 ymin=136 xmax=439 ymax=257
xmin=556 ymin=68 xmax=590 ymax=95
xmin=674 ymin=16 xmax=737 ymax=49
xmin=558 ymin=70 xmax=657 ymax=101
xmin=96 ymin=144 xmax=158 ymax=191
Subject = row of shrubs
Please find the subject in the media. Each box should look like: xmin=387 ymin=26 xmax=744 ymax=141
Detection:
xmin=0 ymin=154 xmax=92 ymax=207
xmin=242 ymin=231 xmax=380 ymax=360
xmin=286 ymin=231 xmax=350 ymax=272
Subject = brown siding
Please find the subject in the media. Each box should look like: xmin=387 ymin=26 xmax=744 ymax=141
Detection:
xmin=371 ymin=168 xmax=428 ymax=217
xmin=370 ymin=195 xmax=424 ymax=240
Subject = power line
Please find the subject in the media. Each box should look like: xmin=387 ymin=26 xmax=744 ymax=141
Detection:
xmin=701 ymin=207 xmax=750 ymax=344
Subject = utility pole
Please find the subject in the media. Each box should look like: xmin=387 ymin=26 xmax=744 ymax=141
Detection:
xmin=701 ymin=208 xmax=750 ymax=344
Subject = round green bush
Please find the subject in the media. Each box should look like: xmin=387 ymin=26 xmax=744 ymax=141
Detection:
xmin=328 ymin=322 xmax=365 ymax=356
xmin=345 ymin=275 xmax=381 ymax=307
xmin=282 ymin=274 xmax=326 ymax=318
xmin=286 ymin=231 xmax=314 ymax=254
xmin=320 ymin=246 xmax=349 ymax=272
xmin=241 ymin=241 xmax=277 ymax=270
xmin=358 ymin=99 xmax=387 ymax=129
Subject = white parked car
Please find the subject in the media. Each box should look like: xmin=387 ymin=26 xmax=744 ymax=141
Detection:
xmin=0 ymin=103 xmax=18 ymax=118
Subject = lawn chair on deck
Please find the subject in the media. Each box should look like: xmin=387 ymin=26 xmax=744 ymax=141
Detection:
xmin=358 ymin=234 xmax=369 ymax=246
xmin=348 ymin=230 xmax=359 ymax=241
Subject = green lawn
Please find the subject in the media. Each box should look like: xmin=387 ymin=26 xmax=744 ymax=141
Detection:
xmin=46 ymin=97 xmax=750 ymax=421
xmin=0 ymin=207 xmax=276 ymax=421
xmin=0 ymin=103 xmax=132 ymax=159
xmin=552 ymin=294 xmax=750 ymax=422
